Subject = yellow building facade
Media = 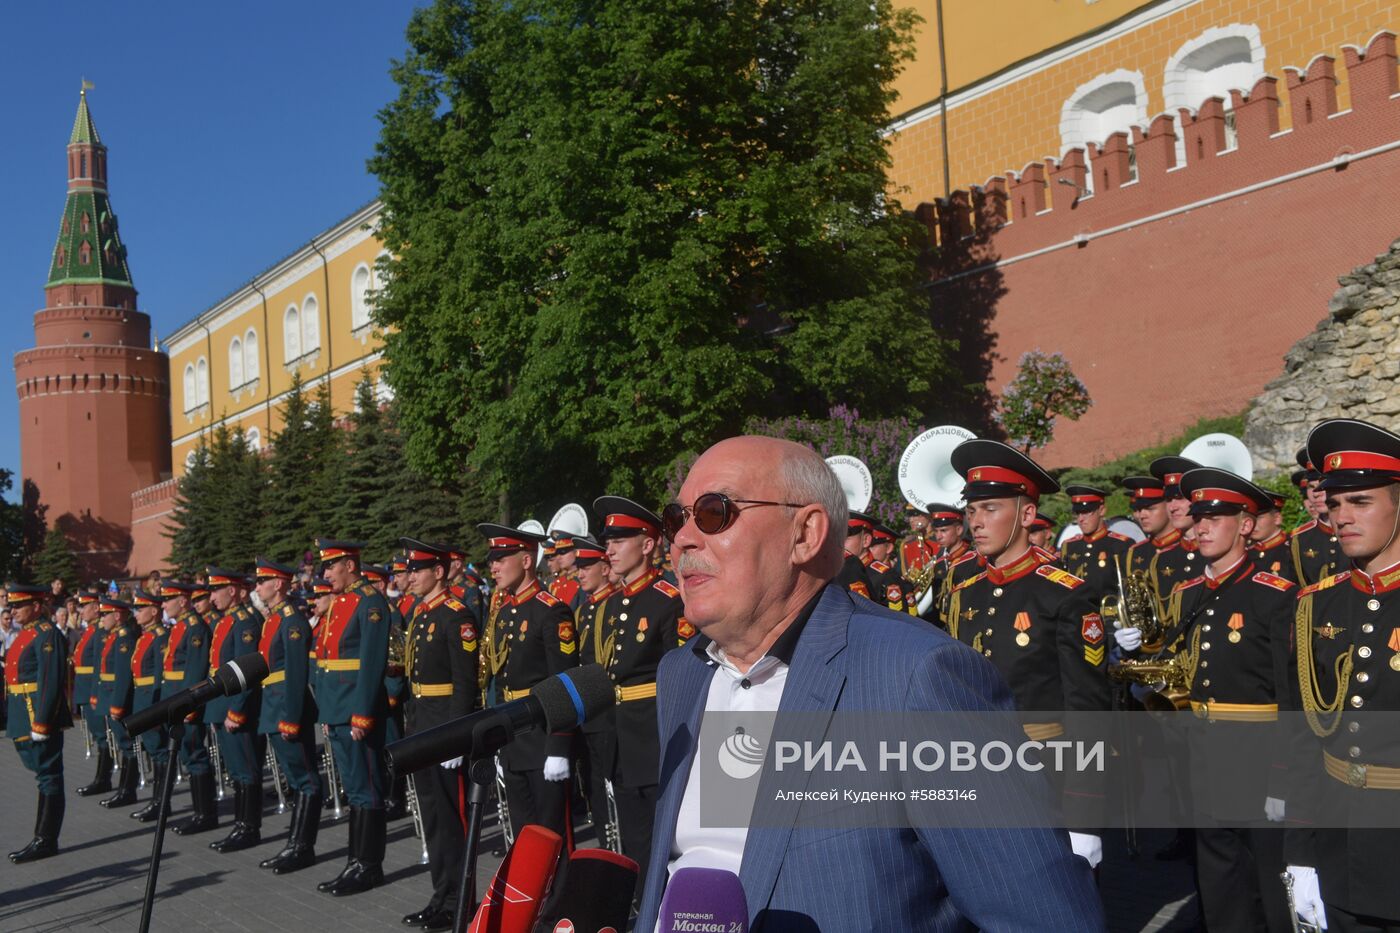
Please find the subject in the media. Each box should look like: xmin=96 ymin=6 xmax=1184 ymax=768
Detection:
xmin=163 ymin=201 xmax=387 ymax=474
xmin=887 ymin=0 xmax=1398 ymax=207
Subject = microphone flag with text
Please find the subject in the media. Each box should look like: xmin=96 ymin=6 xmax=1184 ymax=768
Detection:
xmin=468 ymin=824 xmax=565 ymax=933
xmin=658 ymin=867 xmax=750 ymax=933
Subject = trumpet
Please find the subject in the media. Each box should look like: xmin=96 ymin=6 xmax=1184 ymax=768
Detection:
xmin=209 ymin=728 xmax=227 ymax=800
xmin=81 ymin=713 xmax=93 ymax=758
xmin=493 ymin=755 xmax=515 ymax=850
xmin=266 ymin=746 xmax=288 ymax=814
xmin=1281 ymin=870 xmax=1324 ymax=933
xmin=322 ymin=725 xmax=343 ymax=820
xmin=406 ymin=775 xmax=429 ymax=865
xmin=602 ymin=777 xmax=623 ymax=853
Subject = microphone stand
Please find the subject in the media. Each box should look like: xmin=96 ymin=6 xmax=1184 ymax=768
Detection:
xmin=138 ymin=720 xmax=184 ymax=933
xmin=452 ymin=714 xmax=512 ymax=933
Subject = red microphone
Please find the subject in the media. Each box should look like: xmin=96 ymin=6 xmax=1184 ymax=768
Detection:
xmin=531 ymin=848 xmax=639 ymax=933
xmin=469 ymin=825 xmax=565 ymax=933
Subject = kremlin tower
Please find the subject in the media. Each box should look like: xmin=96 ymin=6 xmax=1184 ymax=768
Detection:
xmin=13 ymin=89 xmax=171 ymax=578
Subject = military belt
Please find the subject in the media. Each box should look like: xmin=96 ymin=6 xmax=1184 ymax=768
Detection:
xmin=263 ymin=670 xmax=286 ymax=686
xmin=1324 ymin=750 xmax=1400 ymax=789
xmin=412 ymin=682 xmax=452 ymax=698
xmin=1189 ymin=701 xmax=1278 ymax=722
xmin=100 ymin=673 xmax=116 ymax=682
xmin=134 ymin=676 xmax=156 ymax=686
xmin=163 ymin=670 xmax=185 ymax=681
xmin=317 ymin=659 xmax=360 ymax=671
xmin=74 ymin=665 xmax=95 ymax=674
xmin=502 ymin=687 xmax=531 ymax=701
xmin=7 ymin=682 xmax=38 ymax=695
xmin=1022 ymin=722 xmax=1065 ymax=741
xmin=615 ymin=682 xmax=658 ymax=703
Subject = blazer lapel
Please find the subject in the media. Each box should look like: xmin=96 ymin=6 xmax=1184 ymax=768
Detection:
xmin=739 ymin=584 xmax=850 ymax=922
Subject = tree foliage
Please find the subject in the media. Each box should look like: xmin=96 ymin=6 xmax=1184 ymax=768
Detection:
xmin=370 ymin=0 xmax=946 ymax=517
xmin=0 ymin=469 xmax=29 ymax=584
xmin=32 ymin=523 xmax=80 ymax=593
xmin=998 ymin=351 xmax=1093 ymax=455
xmin=257 ymin=373 xmax=344 ymax=563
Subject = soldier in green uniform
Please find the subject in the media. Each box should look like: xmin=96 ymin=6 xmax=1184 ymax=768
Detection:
xmin=208 ymin=569 xmax=267 ymax=853
xmin=946 ymin=440 xmax=1110 ymax=871
xmin=128 ymin=588 xmax=169 ymax=822
xmin=252 ymin=558 xmax=324 ymax=875
xmin=1284 ymin=419 xmax=1400 ymax=932
xmin=313 ymin=539 xmax=392 ymax=897
xmin=398 ymin=538 xmax=480 ymax=932
xmin=477 ymin=522 xmax=577 ymax=844
xmin=98 ymin=597 xmax=140 ymax=809
xmin=597 ymin=496 xmax=688 ymax=891
xmin=5 ymin=584 xmax=70 ymax=863
xmin=162 ymin=581 xmax=217 ymax=835
xmin=71 ymin=590 xmax=114 ymax=797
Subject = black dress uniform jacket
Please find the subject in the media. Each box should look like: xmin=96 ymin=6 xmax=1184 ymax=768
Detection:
xmin=1251 ymin=530 xmax=1294 ymax=582
xmin=1060 ymin=526 xmax=1136 ymax=602
xmin=577 ymin=583 xmax=619 ymax=739
xmin=835 ymin=553 xmax=876 ymax=604
xmin=948 ymin=546 xmax=1111 ymax=825
xmin=1291 ymin=520 xmax=1342 ymax=586
xmin=494 ymin=579 xmax=576 ymax=771
xmin=599 ymin=568 xmax=688 ymax=787
xmin=404 ymin=590 xmax=480 ymax=733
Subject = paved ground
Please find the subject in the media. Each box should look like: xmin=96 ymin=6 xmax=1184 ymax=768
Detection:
xmin=0 ymin=735 xmax=1200 ymax=931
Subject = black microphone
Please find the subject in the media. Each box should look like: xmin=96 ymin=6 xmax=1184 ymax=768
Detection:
xmin=122 ymin=652 xmax=270 ymax=736
xmin=387 ymin=663 xmax=615 ymax=775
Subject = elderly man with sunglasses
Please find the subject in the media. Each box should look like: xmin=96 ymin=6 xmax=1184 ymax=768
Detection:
xmin=636 ymin=436 xmax=1104 ymax=933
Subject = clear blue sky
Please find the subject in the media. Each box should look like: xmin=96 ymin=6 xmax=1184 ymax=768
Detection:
xmin=0 ymin=2 xmax=421 ymax=500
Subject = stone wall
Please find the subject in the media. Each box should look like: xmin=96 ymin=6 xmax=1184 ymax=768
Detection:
xmin=1243 ymin=238 xmax=1400 ymax=472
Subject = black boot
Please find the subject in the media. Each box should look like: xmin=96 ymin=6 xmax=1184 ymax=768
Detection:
xmin=173 ymin=772 xmax=218 ymax=835
xmin=130 ymin=761 xmax=167 ymax=822
xmin=100 ymin=755 xmax=139 ymax=808
xmin=259 ymin=794 xmax=300 ymax=869
xmin=9 ymin=793 xmax=63 ymax=863
xmin=265 ymin=793 xmax=321 ymax=874
xmin=384 ymin=774 xmax=408 ymax=821
xmin=76 ymin=747 xmax=114 ymax=796
xmin=210 ymin=783 xmax=261 ymax=852
xmin=326 ymin=807 xmax=384 ymax=896
xmin=318 ymin=806 xmax=360 ymax=892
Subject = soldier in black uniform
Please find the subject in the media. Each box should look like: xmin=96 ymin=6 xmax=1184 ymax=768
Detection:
xmin=868 ymin=522 xmax=914 ymax=614
xmin=945 ymin=439 xmax=1110 ymax=870
xmin=1059 ymin=485 xmax=1136 ymax=604
xmin=1147 ymin=457 xmax=1206 ymax=610
xmin=1028 ymin=512 xmax=1057 ymax=555
xmin=922 ymin=503 xmax=978 ymax=627
xmin=835 ymin=511 xmax=878 ymax=603
xmin=898 ymin=503 xmax=937 ymax=583
xmin=1284 ymin=419 xmax=1400 ymax=932
xmin=1251 ymin=492 xmax=1294 ymax=580
xmin=1120 ymin=477 xmax=1182 ymax=627
xmin=1152 ymin=468 xmax=1295 ymax=932
xmin=572 ymin=537 xmax=619 ymax=851
xmin=1292 ymin=448 xmax=1342 ymax=585
xmin=397 ymin=539 xmax=480 ymax=932
xmin=595 ymin=496 xmax=688 ymax=894
xmin=477 ymin=522 xmax=577 ymax=843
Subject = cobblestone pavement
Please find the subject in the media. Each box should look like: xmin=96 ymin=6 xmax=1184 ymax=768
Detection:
xmin=0 ymin=734 xmax=1200 ymax=931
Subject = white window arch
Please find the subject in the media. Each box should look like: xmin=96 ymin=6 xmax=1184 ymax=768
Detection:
xmin=1060 ymin=71 xmax=1148 ymax=192
xmin=229 ymin=336 xmax=244 ymax=389
xmin=351 ymin=263 xmax=373 ymax=330
xmin=195 ymin=357 xmax=209 ymax=406
xmin=246 ymin=427 xmax=261 ymax=452
xmin=284 ymin=305 xmax=302 ymax=362
xmin=243 ymin=328 xmax=259 ymax=381
xmin=183 ymin=363 xmax=197 ymax=411
xmin=185 ymin=450 xmax=197 ymax=470
xmin=1164 ymin=25 xmax=1266 ymax=158
xmin=302 ymin=294 xmax=321 ymax=352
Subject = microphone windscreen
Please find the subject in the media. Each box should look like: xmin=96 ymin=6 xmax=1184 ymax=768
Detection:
xmin=658 ymin=867 xmax=749 ymax=933
xmin=469 ymin=824 xmax=564 ymax=933
xmin=532 ymin=848 xmax=638 ymax=933
xmin=532 ymin=664 xmax=615 ymax=732
xmin=218 ymin=652 xmax=270 ymax=695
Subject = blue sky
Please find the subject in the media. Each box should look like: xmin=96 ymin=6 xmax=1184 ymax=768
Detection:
xmin=0 ymin=2 xmax=421 ymax=500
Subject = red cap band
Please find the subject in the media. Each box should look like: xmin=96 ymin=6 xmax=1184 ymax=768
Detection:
xmin=1191 ymin=487 xmax=1258 ymax=513
xmin=1322 ymin=451 xmax=1400 ymax=474
xmin=967 ymin=466 xmax=1040 ymax=500
xmin=605 ymin=514 xmax=659 ymax=535
xmin=1070 ymin=495 xmax=1103 ymax=505
xmin=1130 ymin=488 xmax=1165 ymax=501
xmin=930 ymin=510 xmax=962 ymax=522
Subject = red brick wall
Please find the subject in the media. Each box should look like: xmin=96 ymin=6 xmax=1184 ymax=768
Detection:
xmin=921 ymin=32 xmax=1400 ymax=468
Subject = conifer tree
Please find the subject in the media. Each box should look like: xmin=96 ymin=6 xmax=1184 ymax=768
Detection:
xmin=33 ymin=523 xmax=80 ymax=593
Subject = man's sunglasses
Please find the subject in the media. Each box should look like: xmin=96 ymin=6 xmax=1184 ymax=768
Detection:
xmin=662 ymin=492 xmax=808 ymax=539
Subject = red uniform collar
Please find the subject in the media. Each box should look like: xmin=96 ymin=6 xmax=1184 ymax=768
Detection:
xmin=1253 ymin=530 xmax=1289 ymax=551
xmin=623 ymin=568 xmax=660 ymax=597
xmin=1151 ymin=528 xmax=1182 ymax=549
xmin=985 ymin=547 xmax=1047 ymax=585
xmin=1204 ymin=555 xmax=1250 ymax=590
xmin=510 ymin=580 xmax=541 ymax=606
xmin=1081 ymin=525 xmax=1108 ymax=544
xmin=1351 ymin=559 xmax=1400 ymax=595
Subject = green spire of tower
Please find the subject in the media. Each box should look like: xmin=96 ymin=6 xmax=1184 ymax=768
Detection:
xmin=47 ymin=88 xmax=133 ymax=289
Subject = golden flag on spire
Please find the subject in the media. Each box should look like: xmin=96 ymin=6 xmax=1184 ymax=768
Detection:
xmin=81 ymin=78 xmax=95 ymax=93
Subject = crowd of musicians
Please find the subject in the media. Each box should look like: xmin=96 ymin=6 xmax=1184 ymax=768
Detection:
xmin=7 ymin=416 xmax=1400 ymax=931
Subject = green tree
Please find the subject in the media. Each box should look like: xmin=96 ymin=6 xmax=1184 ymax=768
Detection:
xmin=0 ymin=469 xmax=28 ymax=583
xmin=370 ymin=0 xmax=944 ymax=516
xmin=167 ymin=439 xmax=217 ymax=574
xmin=998 ymin=351 xmax=1092 ymax=455
xmin=32 ymin=523 xmax=80 ymax=593
xmin=258 ymin=373 xmax=344 ymax=562
xmin=204 ymin=424 xmax=267 ymax=568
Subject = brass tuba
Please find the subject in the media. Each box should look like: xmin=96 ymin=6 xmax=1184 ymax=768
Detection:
xmin=1107 ymin=656 xmax=1190 ymax=711
xmin=1101 ymin=556 xmax=1165 ymax=647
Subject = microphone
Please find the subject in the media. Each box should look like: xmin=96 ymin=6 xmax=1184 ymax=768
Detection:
xmin=469 ymin=824 xmax=564 ymax=933
xmin=122 ymin=652 xmax=270 ymax=736
xmin=658 ymin=867 xmax=749 ymax=933
xmin=532 ymin=848 xmax=639 ymax=933
xmin=387 ymin=664 xmax=615 ymax=774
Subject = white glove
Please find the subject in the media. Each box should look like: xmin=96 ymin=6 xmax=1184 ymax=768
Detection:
xmin=1265 ymin=796 xmax=1286 ymax=822
xmin=1114 ymin=626 xmax=1143 ymax=651
xmin=916 ymin=587 xmax=935 ymax=617
xmin=30 ymin=731 xmax=48 ymax=743
xmin=440 ymin=756 xmax=463 ymax=770
xmin=543 ymin=756 xmax=570 ymax=782
xmin=1286 ymin=865 xmax=1328 ymax=930
xmin=1068 ymin=832 xmax=1102 ymax=869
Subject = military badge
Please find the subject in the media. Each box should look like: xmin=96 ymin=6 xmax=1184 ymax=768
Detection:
xmin=1313 ymin=622 xmax=1345 ymax=639
xmin=370 ymin=610 xmax=382 ymax=623
xmin=886 ymin=584 xmax=903 ymax=605
xmin=1081 ymin=613 xmax=1104 ymax=645
xmin=288 ymin=627 xmax=301 ymax=640
xmin=678 ymin=617 xmax=695 ymax=640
